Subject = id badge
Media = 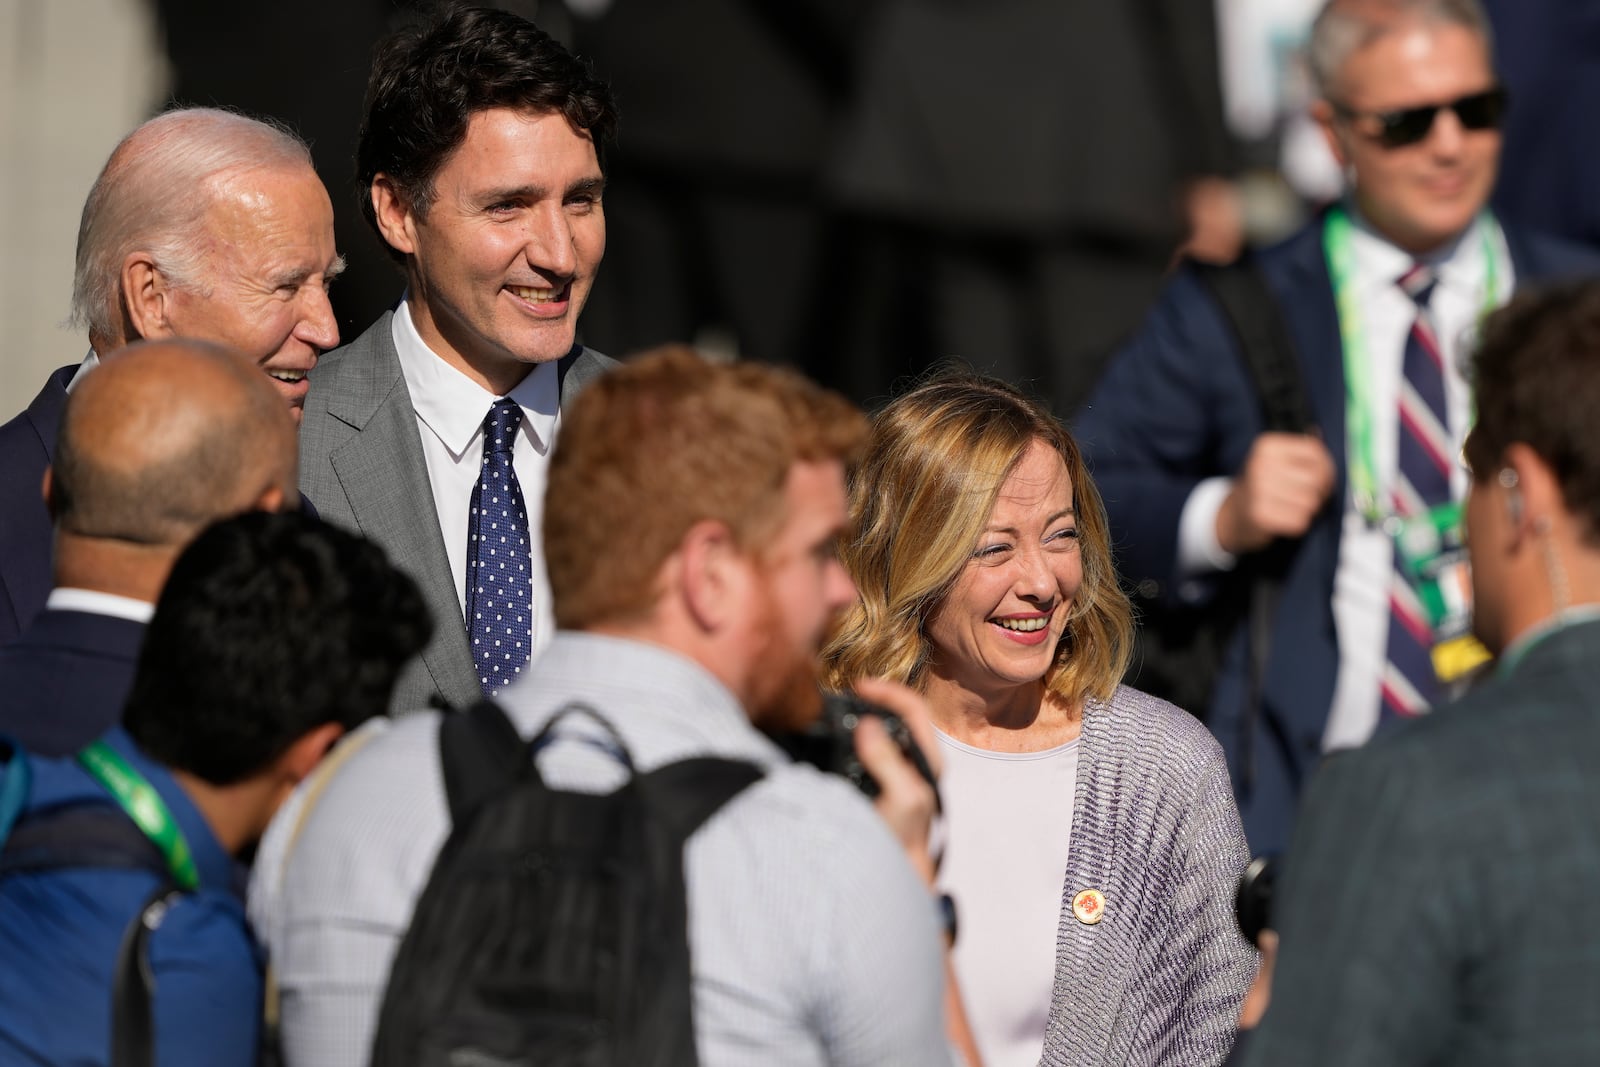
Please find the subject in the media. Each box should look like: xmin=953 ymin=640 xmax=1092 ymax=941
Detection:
xmin=1391 ymin=503 xmax=1492 ymax=685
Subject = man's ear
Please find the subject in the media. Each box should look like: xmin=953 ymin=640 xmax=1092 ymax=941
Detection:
xmin=1505 ymin=442 xmax=1562 ymax=537
xmin=1310 ymin=99 xmax=1351 ymax=168
xmin=276 ymin=722 xmax=346 ymax=787
xmin=677 ymin=519 xmax=746 ymax=633
xmin=370 ymin=175 xmax=419 ymax=257
xmin=120 ymin=252 xmax=179 ymax=341
xmin=41 ymin=466 xmax=56 ymax=518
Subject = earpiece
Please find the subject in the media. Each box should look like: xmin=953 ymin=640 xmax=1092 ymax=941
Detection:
xmin=1499 ymin=468 xmax=1523 ymax=526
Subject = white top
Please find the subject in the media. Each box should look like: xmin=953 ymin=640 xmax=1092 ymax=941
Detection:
xmin=934 ymin=728 xmax=1079 ymax=1067
xmin=1176 ymin=212 xmax=1512 ymax=750
xmin=250 ymin=632 xmax=954 ymax=1067
xmin=390 ymin=301 xmax=559 ymax=658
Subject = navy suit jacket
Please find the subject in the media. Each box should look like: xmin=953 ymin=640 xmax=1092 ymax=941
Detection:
xmin=0 ymin=365 xmax=74 ymax=646
xmin=1075 ymin=216 xmax=1600 ymax=854
xmin=0 ymin=608 xmax=146 ymax=756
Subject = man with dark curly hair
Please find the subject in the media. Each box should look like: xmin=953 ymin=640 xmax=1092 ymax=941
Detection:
xmin=0 ymin=511 xmax=430 ymax=1067
xmin=298 ymin=6 xmax=619 ymax=714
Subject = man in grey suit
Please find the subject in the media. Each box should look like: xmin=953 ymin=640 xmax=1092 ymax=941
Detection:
xmin=1233 ymin=281 xmax=1600 ymax=1065
xmin=298 ymin=7 xmax=618 ymax=713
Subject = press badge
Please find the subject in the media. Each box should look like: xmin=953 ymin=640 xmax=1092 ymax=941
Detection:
xmin=1390 ymin=502 xmax=1492 ymax=685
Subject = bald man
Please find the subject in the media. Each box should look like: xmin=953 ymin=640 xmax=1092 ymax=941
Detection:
xmin=0 ymin=107 xmax=342 ymax=644
xmin=0 ymin=339 xmax=298 ymax=755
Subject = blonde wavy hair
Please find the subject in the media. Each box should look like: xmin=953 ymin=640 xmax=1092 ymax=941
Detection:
xmin=821 ymin=373 xmax=1132 ymax=708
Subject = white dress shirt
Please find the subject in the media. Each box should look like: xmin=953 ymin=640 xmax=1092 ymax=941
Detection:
xmin=390 ymin=301 xmax=559 ymax=656
xmin=1177 ymin=211 xmax=1512 ymax=751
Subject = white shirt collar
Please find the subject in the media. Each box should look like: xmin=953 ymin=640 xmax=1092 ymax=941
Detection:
xmin=67 ymin=350 xmax=101 ymax=393
xmin=390 ymin=300 xmax=559 ymax=459
xmin=46 ymin=587 xmax=155 ymax=623
xmin=1346 ymin=205 xmax=1494 ymax=300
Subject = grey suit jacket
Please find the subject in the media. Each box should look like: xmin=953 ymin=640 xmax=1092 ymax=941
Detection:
xmin=1237 ymin=617 xmax=1600 ymax=1066
xmin=298 ymin=310 xmax=615 ymax=714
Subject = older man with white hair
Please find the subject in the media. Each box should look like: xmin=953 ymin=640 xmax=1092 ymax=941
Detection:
xmin=0 ymin=107 xmax=343 ymax=644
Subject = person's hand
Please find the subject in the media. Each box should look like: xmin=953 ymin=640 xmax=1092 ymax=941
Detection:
xmin=1238 ymin=929 xmax=1278 ymax=1030
xmin=1216 ymin=433 xmax=1336 ymax=555
xmin=1178 ymin=176 xmax=1246 ymax=266
xmin=850 ymin=677 xmax=942 ymax=887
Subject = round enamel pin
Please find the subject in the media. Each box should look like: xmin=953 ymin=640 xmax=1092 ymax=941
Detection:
xmin=1072 ymin=888 xmax=1106 ymax=925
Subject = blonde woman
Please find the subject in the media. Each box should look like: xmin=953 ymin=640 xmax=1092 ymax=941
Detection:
xmin=823 ymin=374 xmax=1255 ymax=1067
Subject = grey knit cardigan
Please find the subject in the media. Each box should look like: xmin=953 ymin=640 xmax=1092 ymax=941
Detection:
xmin=1038 ymin=685 xmax=1256 ymax=1066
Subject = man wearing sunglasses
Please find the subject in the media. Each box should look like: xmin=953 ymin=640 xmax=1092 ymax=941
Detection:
xmin=1075 ymin=0 xmax=1600 ymax=856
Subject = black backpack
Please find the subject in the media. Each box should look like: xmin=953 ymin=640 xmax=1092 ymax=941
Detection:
xmin=1122 ymin=257 xmax=1318 ymax=792
xmin=369 ymin=700 xmax=763 ymax=1067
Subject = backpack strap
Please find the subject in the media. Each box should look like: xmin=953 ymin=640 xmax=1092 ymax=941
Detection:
xmin=1193 ymin=258 xmax=1316 ymax=434
xmin=110 ymin=881 xmax=183 ymax=1067
xmin=261 ymin=724 xmax=386 ymax=1063
xmin=1194 ymin=257 xmax=1318 ymax=795
xmin=439 ymin=700 xmax=532 ymax=826
xmin=0 ymin=806 xmax=168 ymax=876
xmin=638 ymin=758 xmax=764 ymax=844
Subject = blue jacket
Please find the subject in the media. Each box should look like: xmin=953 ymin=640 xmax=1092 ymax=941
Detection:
xmin=0 ymin=728 xmax=260 ymax=1067
xmin=1074 ymin=215 xmax=1600 ymax=855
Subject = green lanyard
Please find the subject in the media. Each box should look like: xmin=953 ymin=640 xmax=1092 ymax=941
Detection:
xmin=77 ymin=740 xmax=200 ymax=891
xmin=1323 ymin=205 xmax=1502 ymax=522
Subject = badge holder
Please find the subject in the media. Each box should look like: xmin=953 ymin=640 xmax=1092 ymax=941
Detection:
xmin=1391 ymin=502 xmax=1492 ymax=693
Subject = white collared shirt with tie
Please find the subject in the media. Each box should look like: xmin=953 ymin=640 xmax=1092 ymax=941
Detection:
xmin=390 ymin=300 xmax=559 ymax=657
xmin=1176 ymin=211 xmax=1513 ymax=751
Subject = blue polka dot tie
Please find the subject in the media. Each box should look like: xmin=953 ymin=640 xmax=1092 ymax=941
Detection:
xmin=467 ymin=398 xmax=534 ymax=695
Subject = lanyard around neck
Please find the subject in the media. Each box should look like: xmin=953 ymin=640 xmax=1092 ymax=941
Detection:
xmin=1322 ymin=205 xmax=1501 ymax=522
xmin=77 ymin=740 xmax=200 ymax=891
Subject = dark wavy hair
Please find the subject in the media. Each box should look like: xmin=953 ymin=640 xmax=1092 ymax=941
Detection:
xmin=357 ymin=4 xmax=618 ymax=262
xmin=124 ymin=511 xmax=432 ymax=785
xmin=1465 ymin=280 xmax=1600 ymax=542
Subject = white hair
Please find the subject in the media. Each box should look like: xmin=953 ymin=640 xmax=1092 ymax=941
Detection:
xmin=69 ymin=107 xmax=314 ymax=347
xmin=1308 ymin=0 xmax=1494 ymax=99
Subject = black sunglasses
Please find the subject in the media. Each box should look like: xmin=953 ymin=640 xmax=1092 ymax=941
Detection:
xmin=1334 ymin=86 xmax=1509 ymax=149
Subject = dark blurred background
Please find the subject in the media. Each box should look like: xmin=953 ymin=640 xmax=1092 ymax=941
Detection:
xmin=4 ymin=0 xmax=1596 ymax=420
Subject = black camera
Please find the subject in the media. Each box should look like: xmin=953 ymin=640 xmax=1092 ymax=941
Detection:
xmin=770 ymin=692 xmax=940 ymax=805
xmin=1234 ymin=855 xmax=1277 ymax=947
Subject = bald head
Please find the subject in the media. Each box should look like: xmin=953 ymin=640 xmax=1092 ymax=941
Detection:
xmin=50 ymin=339 xmax=297 ymax=551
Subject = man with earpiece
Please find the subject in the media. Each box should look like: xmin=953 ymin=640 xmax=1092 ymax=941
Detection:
xmin=1228 ymin=281 xmax=1600 ymax=1065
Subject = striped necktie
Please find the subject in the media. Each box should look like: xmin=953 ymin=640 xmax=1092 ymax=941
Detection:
xmin=466 ymin=398 xmax=534 ymax=695
xmin=1381 ymin=263 xmax=1450 ymax=718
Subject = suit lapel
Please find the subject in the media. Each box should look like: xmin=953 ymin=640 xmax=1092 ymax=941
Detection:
xmin=324 ymin=319 xmax=480 ymax=707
